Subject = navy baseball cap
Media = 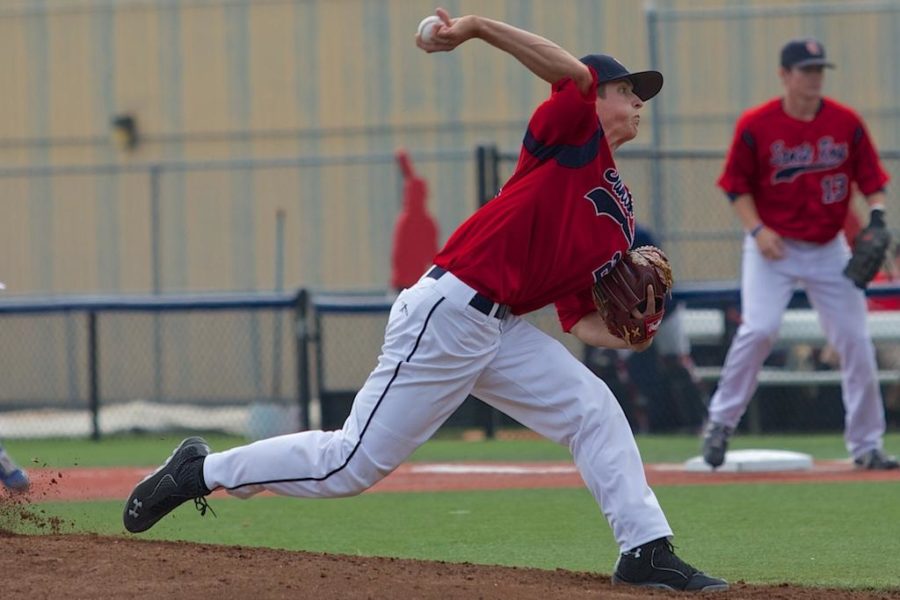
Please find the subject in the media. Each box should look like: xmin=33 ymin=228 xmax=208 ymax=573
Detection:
xmin=580 ymin=54 xmax=663 ymax=101
xmin=780 ymin=38 xmax=835 ymax=69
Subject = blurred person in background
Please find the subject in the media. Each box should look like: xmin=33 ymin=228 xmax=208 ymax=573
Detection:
xmin=391 ymin=149 xmax=439 ymax=294
xmin=0 ymin=442 xmax=29 ymax=492
xmin=624 ymin=224 xmax=705 ymax=433
xmin=702 ymin=38 xmax=897 ymax=470
xmin=585 ymin=223 xmax=706 ymax=433
xmin=0 ymin=278 xmax=30 ymax=492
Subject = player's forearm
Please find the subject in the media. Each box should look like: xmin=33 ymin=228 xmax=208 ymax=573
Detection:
xmin=865 ymin=191 xmax=887 ymax=212
xmin=571 ymin=312 xmax=629 ymax=350
xmin=472 ymin=16 xmax=591 ymax=91
xmin=730 ymin=194 xmax=764 ymax=233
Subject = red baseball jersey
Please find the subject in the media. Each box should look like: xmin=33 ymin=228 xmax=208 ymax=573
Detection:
xmin=718 ymin=98 xmax=889 ymax=243
xmin=434 ymin=68 xmax=634 ymax=331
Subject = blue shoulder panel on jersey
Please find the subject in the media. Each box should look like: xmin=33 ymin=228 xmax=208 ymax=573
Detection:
xmin=741 ymin=130 xmax=755 ymax=148
xmin=523 ymin=127 xmax=603 ymax=169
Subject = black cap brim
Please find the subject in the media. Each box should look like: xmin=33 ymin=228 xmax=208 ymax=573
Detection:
xmin=790 ymin=58 xmax=835 ymax=69
xmin=609 ymin=70 xmax=664 ymax=101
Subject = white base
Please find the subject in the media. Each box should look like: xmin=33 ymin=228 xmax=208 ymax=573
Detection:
xmin=684 ymin=449 xmax=814 ymax=472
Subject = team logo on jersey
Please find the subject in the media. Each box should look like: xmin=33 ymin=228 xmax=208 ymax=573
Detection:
xmin=583 ymin=168 xmax=635 ymax=246
xmin=770 ymin=136 xmax=848 ymax=183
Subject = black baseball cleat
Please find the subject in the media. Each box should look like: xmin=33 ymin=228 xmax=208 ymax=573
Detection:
xmin=612 ymin=537 xmax=729 ymax=592
xmin=853 ymin=448 xmax=899 ymax=470
xmin=123 ymin=437 xmax=214 ymax=533
xmin=701 ymin=422 xmax=734 ymax=469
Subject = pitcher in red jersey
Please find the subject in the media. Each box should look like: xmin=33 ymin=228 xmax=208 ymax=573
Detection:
xmin=123 ymin=8 xmax=727 ymax=592
xmin=702 ymin=38 xmax=898 ymax=471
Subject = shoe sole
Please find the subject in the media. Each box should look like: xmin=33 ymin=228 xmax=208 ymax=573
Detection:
xmin=854 ymin=463 xmax=899 ymax=470
xmin=702 ymin=447 xmax=725 ymax=469
xmin=612 ymin=574 xmax=729 ymax=592
xmin=123 ymin=437 xmax=208 ymax=533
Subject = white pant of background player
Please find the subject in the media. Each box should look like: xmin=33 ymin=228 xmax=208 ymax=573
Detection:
xmin=708 ymin=233 xmax=887 ymax=458
xmin=204 ymin=269 xmax=673 ymax=552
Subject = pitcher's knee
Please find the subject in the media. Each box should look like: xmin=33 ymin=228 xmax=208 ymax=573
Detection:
xmin=339 ymin=464 xmax=390 ymax=495
xmin=310 ymin=437 xmax=393 ymax=496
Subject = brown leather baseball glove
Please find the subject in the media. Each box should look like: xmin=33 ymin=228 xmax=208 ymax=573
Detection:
xmin=592 ymin=246 xmax=674 ymax=345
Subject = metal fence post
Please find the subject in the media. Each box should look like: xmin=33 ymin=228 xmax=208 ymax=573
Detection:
xmin=272 ymin=209 xmax=286 ymax=399
xmin=294 ymin=288 xmax=311 ymax=431
xmin=149 ymin=165 xmax=164 ymax=403
xmin=475 ymin=144 xmax=500 ymax=207
xmin=88 ymin=311 xmax=100 ymax=441
xmin=474 ymin=144 xmax=502 ymax=438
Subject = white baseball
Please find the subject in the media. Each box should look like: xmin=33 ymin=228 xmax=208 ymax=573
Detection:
xmin=417 ymin=15 xmax=442 ymax=43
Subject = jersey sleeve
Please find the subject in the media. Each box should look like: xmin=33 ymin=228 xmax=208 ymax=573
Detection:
xmin=555 ymin=288 xmax=596 ymax=333
xmin=717 ymin=113 xmax=758 ymax=197
xmin=526 ymin=68 xmax=599 ymax=147
xmin=850 ymin=120 xmax=890 ymax=195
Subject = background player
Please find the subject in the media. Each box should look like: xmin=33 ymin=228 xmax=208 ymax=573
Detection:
xmin=702 ymin=38 xmax=898 ymax=470
xmin=0 ymin=441 xmax=29 ymax=492
xmin=391 ymin=148 xmax=439 ymax=294
xmin=124 ymin=8 xmax=727 ymax=592
xmin=0 ymin=281 xmax=29 ymax=492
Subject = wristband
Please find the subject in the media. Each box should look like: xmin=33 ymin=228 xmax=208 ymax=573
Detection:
xmin=870 ymin=208 xmax=886 ymax=228
xmin=749 ymin=224 xmax=764 ymax=237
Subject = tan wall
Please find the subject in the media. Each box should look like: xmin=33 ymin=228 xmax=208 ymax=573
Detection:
xmin=0 ymin=0 xmax=898 ymax=295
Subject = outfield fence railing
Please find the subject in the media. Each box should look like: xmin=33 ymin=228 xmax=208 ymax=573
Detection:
xmin=2 ymin=283 xmax=899 ymax=439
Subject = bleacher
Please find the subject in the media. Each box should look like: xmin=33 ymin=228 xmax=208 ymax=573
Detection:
xmin=678 ymin=284 xmax=900 ymax=388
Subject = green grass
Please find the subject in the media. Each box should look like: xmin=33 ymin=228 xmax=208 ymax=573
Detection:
xmin=5 ymin=431 xmax=897 ymax=467
xmin=18 ymin=482 xmax=900 ymax=589
xmin=4 ymin=432 xmax=900 ymax=588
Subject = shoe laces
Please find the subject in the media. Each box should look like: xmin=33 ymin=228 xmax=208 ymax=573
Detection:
xmin=654 ymin=539 xmax=699 ymax=576
xmin=194 ymin=496 xmax=217 ymax=519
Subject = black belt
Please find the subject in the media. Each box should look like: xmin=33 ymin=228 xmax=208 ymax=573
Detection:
xmin=426 ymin=266 xmax=511 ymax=320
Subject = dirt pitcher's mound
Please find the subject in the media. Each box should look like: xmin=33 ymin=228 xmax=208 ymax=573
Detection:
xmin=2 ymin=532 xmax=897 ymax=600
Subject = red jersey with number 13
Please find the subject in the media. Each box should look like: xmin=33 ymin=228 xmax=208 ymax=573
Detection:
xmin=434 ymin=69 xmax=635 ymax=329
xmin=718 ymin=98 xmax=888 ymax=243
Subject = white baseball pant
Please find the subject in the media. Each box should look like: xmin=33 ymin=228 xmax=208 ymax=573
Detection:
xmin=707 ymin=233 xmax=886 ymax=458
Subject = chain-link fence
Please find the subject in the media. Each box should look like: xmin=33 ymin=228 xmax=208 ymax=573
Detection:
xmin=310 ymin=284 xmax=900 ymax=438
xmin=0 ymin=150 xmax=476 ymax=296
xmin=0 ymin=293 xmax=308 ymax=439
xmin=3 ymin=283 xmax=899 ymax=439
xmin=645 ymin=1 xmax=900 ymax=151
